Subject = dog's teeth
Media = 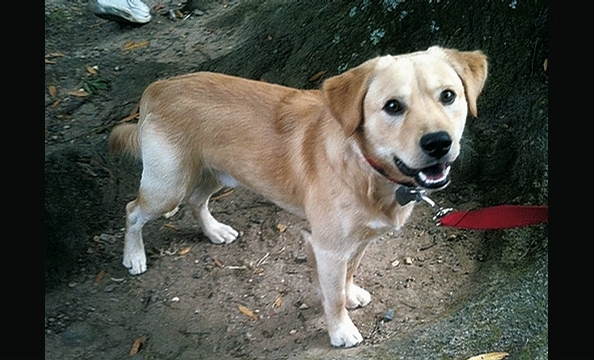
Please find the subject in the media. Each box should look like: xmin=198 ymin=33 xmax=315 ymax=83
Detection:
xmin=419 ymin=165 xmax=450 ymax=184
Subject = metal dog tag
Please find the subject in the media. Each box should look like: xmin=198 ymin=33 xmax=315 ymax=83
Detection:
xmin=395 ymin=186 xmax=417 ymax=205
xmin=396 ymin=186 xmax=431 ymax=206
xmin=395 ymin=186 xmax=454 ymax=225
xmin=396 ymin=186 xmax=438 ymax=206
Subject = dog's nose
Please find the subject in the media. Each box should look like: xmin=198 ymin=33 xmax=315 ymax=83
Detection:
xmin=420 ymin=131 xmax=452 ymax=159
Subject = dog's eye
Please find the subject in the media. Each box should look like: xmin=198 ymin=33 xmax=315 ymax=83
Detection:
xmin=383 ymin=100 xmax=405 ymax=115
xmin=439 ymin=90 xmax=456 ymax=105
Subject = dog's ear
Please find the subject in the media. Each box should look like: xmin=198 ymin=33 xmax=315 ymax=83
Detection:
xmin=433 ymin=47 xmax=488 ymax=117
xmin=322 ymin=62 xmax=374 ymax=137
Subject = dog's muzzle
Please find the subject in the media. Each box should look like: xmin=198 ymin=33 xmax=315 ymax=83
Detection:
xmin=394 ymin=131 xmax=455 ymax=189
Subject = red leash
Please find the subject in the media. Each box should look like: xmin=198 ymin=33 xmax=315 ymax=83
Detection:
xmin=393 ymin=185 xmax=548 ymax=230
xmin=438 ymin=205 xmax=548 ymax=230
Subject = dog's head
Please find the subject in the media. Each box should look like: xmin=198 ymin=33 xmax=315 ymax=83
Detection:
xmin=323 ymin=46 xmax=488 ymax=189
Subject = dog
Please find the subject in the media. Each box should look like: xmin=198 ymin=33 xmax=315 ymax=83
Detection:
xmin=109 ymin=46 xmax=487 ymax=348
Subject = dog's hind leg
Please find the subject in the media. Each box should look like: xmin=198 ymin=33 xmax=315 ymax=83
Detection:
xmin=123 ymin=126 xmax=189 ymax=275
xmin=123 ymin=182 xmax=187 ymax=275
xmin=188 ymin=169 xmax=239 ymax=244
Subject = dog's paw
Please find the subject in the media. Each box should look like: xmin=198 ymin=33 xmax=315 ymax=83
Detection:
xmin=346 ymin=284 xmax=371 ymax=309
xmin=204 ymin=221 xmax=239 ymax=244
xmin=329 ymin=317 xmax=363 ymax=348
xmin=123 ymin=251 xmax=147 ymax=275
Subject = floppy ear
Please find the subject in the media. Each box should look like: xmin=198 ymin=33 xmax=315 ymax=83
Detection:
xmin=322 ymin=61 xmax=374 ymax=137
xmin=433 ymin=47 xmax=488 ymax=117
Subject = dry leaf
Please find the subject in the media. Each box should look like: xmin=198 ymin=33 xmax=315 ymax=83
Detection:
xmin=211 ymin=188 xmax=234 ymax=201
xmin=129 ymin=102 xmax=140 ymax=116
xmin=119 ymin=112 xmax=140 ymax=123
xmin=543 ymin=58 xmax=547 ymax=71
xmin=86 ymin=65 xmax=98 ymax=75
xmin=67 ymin=90 xmax=89 ymax=97
xmin=238 ymin=305 xmax=257 ymax=320
xmin=273 ymin=295 xmax=282 ymax=308
xmin=94 ymin=268 xmax=106 ymax=284
xmin=466 ymin=352 xmax=509 ymax=360
xmin=163 ymin=206 xmax=180 ymax=219
xmin=164 ymin=223 xmax=178 ymax=230
xmin=129 ymin=336 xmax=146 ymax=356
xmin=49 ymin=52 xmax=66 ymax=58
xmin=308 ymin=70 xmax=327 ymax=82
xmin=89 ymin=19 xmax=109 ymax=28
xmin=48 ymin=86 xmax=57 ymax=97
xmin=123 ymin=40 xmax=150 ymax=51
xmin=45 ymin=59 xmax=56 ymax=64
xmin=276 ymin=223 xmax=287 ymax=233
xmin=212 ymin=257 xmax=224 ymax=268
xmin=178 ymin=246 xmax=191 ymax=256
xmin=51 ymin=99 xmax=62 ymax=108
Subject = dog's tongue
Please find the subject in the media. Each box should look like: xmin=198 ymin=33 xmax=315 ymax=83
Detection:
xmin=416 ymin=163 xmax=450 ymax=188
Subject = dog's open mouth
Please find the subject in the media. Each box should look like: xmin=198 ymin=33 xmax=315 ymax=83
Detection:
xmin=395 ymin=158 xmax=451 ymax=189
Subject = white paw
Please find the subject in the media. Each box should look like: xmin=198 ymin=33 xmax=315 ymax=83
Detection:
xmin=346 ymin=284 xmax=371 ymax=309
xmin=123 ymin=249 xmax=147 ymax=275
xmin=329 ymin=317 xmax=363 ymax=348
xmin=203 ymin=220 xmax=239 ymax=244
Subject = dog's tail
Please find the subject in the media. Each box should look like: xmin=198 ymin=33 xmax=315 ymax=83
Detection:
xmin=109 ymin=123 xmax=141 ymax=158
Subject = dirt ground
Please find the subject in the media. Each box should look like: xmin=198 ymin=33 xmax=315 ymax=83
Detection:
xmin=44 ymin=1 xmax=489 ymax=359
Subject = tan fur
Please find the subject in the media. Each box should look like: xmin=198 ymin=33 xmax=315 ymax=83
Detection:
xmin=110 ymin=46 xmax=487 ymax=348
xmin=109 ymin=123 xmax=141 ymax=158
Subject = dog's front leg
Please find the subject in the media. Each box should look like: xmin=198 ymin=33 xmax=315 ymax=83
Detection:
xmin=345 ymin=241 xmax=372 ymax=309
xmin=314 ymin=246 xmax=363 ymax=348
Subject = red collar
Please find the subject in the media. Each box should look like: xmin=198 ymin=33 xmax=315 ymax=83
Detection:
xmin=364 ymin=155 xmax=408 ymax=185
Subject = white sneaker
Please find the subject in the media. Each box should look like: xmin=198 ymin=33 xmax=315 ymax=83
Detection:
xmin=90 ymin=0 xmax=152 ymax=24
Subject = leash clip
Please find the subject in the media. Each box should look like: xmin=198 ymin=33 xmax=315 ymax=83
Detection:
xmin=432 ymin=207 xmax=453 ymax=223
xmin=395 ymin=186 xmax=453 ymax=225
xmin=396 ymin=186 xmax=430 ymax=206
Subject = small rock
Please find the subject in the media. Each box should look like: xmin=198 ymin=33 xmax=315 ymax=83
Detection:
xmin=299 ymin=303 xmax=309 ymax=310
xmin=276 ymin=223 xmax=287 ymax=233
xmin=294 ymin=254 xmax=307 ymax=263
xmin=171 ymin=296 xmax=180 ymax=302
xmin=289 ymin=329 xmax=297 ymax=335
xmin=99 ymin=233 xmax=116 ymax=244
xmin=168 ymin=9 xmax=177 ymax=20
xmin=404 ymin=257 xmax=413 ymax=265
xmin=68 ymin=281 xmax=78 ymax=288
xmin=391 ymin=259 xmax=400 ymax=267
xmin=383 ymin=309 xmax=394 ymax=322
